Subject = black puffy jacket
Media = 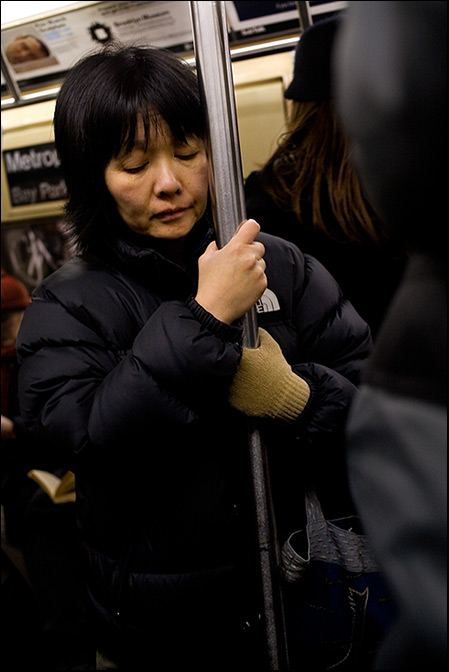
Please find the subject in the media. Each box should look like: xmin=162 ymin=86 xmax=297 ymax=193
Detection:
xmin=245 ymin=170 xmax=407 ymax=340
xmin=16 ymin=217 xmax=371 ymax=643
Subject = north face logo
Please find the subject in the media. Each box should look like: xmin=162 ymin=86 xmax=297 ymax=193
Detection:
xmin=255 ymin=288 xmax=281 ymax=313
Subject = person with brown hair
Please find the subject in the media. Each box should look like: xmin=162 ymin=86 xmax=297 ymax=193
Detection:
xmin=245 ymin=15 xmax=407 ymax=339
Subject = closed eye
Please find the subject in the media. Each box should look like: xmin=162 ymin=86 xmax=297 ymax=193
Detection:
xmin=176 ymin=153 xmax=198 ymax=161
xmin=123 ymin=163 xmax=148 ymax=174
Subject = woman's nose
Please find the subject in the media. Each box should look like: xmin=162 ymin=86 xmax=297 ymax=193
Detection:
xmin=154 ymin=161 xmax=182 ymax=196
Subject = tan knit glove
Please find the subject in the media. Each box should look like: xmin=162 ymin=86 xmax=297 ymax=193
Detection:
xmin=229 ymin=328 xmax=310 ymax=421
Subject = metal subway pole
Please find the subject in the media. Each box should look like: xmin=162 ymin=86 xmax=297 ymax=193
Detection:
xmin=189 ymin=3 xmax=288 ymax=669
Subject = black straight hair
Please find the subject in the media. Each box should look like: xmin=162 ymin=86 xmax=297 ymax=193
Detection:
xmin=53 ymin=44 xmax=205 ymax=257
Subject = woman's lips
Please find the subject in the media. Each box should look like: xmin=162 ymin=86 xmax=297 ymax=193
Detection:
xmin=155 ymin=208 xmax=187 ymax=221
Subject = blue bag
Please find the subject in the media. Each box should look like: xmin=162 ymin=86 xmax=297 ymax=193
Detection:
xmin=280 ymin=486 xmax=397 ymax=670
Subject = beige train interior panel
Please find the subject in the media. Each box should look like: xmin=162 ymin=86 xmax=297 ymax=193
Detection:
xmin=1 ymin=50 xmax=294 ymax=223
xmin=233 ymin=50 xmax=293 ymax=177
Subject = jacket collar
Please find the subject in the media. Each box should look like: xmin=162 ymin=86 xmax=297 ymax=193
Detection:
xmin=104 ymin=212 xmax=215 ymax=293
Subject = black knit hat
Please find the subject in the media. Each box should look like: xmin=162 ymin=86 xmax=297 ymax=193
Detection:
xmin=284 ymin=15 xmax=341 ymax=101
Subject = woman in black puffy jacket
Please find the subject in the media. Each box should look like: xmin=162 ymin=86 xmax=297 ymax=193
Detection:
xmin=16 ymin=45 xmax=371 ymax=670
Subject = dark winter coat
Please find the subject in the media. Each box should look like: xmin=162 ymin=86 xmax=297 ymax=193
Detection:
xmin=16 ymin=214 xmax=371 ymax=653
xmin=245 ymin=170 xmax=407 ymax=339
xmin=335 ymin=2 xmax=447 ymax=667
xmin=345 ymin=252 xmax=447 ymax=669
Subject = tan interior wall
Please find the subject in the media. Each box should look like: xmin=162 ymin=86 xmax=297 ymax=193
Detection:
xmin=233 ymin=50 xmax=294 ymax=177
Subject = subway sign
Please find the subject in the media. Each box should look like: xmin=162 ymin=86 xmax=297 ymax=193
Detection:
xmin=3 ymin=142 xmax=67 ymax=206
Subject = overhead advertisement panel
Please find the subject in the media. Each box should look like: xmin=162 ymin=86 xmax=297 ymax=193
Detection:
xmin=2 ymin=1 xmax=194 ymax=88
xmin=226 ymin=1 xmax=300 ymax=41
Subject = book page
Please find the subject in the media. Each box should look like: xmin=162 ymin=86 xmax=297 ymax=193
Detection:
xmin=27 ymin=469 xmax=76 ymax=503
xmin=57 ymin=470 xmax=76 ymax=495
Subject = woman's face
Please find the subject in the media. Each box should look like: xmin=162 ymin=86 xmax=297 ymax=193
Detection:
xmin=104 ymin=117 xmax=209 ymax=243
xmin=6 ymin=35 xmax=47 ymax=64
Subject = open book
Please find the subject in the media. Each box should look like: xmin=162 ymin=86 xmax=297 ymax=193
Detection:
xmin=27 ymin=469 xmax=76 ymax=504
